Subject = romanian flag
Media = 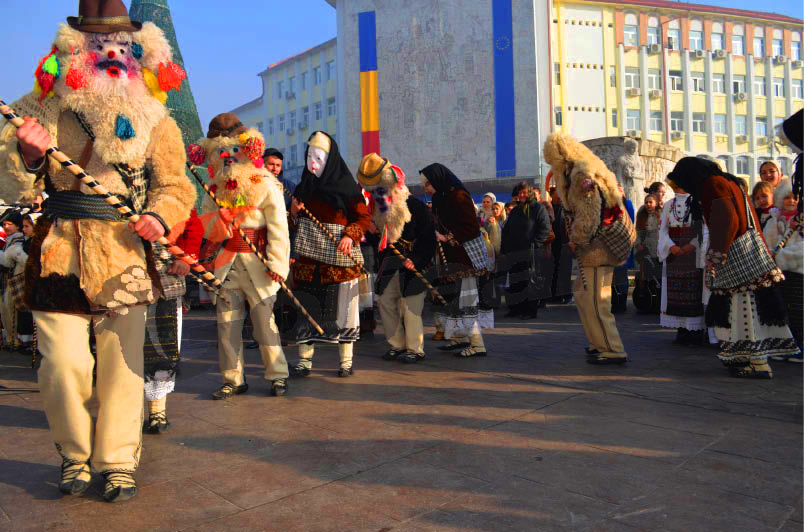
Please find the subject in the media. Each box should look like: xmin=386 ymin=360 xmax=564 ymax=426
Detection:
xmin=358 ymin=11 xmax=380 ymax=156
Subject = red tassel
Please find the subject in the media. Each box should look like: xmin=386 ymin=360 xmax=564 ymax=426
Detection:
xmin=378 ymin=224 xmax=388 ymax=251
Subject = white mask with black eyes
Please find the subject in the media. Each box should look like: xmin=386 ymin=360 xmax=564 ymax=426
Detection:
xmin=307 ymin=146 xmax=328 ymax=178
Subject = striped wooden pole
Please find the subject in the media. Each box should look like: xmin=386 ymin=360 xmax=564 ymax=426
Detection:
xmin=0 ymin=100 xmax=224 ymax=295
xmin=386 ymin=243 xmax=447 ymax=305
xmin=186 ymin=164 xmax=324 ymax=335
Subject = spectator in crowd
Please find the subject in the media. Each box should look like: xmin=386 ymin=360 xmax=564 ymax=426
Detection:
xmin=478 ymin=192 xmax=496 ymax=226
xmin=633 ymin=193 xmax=662 ymax=313
xmin=549 ymin=186 xmax=572 ymax=303
xmin=645 ymin=181 xmax=667 ymax=209
xmin=0 ymin=210 xmax=24 ymax=348
xmin=504 ymin=201 xmax=516 ymax=217
xmin=752 ymin=181 xmax=776 ymax=231
xmin=759 ymin=161 xmax=784 ymax=189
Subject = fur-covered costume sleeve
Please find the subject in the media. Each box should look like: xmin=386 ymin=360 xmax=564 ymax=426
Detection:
xmin=443 ymin=189 xmax=481 ymax=244
xmin=144 ymin=116 xmax=196 ymax=234
xmin=342 ymin=196 xmax=371 ymax=245
xmin=260 ymin=180 xmax=290 ymax=280
xmin=701 ymin=175 xmax=760 ymax=264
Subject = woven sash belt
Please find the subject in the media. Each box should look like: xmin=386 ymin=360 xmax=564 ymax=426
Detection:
xmin=224 ymin=227 xmax=267 ymax=253
xmin=44 ymin=190 xmax=126 ymax=221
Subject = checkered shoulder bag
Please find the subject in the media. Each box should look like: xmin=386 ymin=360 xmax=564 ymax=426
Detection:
xmin=592 ymin=189 xmax=636 ymax=265
xmin=705 ymin=190 xmax=778 ymax=291
xmin=462 ymin=234 xmax=490 ymax=272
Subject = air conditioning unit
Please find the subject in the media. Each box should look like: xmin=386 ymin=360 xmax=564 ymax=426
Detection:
xmin=736 ymin=134 xmax=748 ymax=143
xmin=774 ymin=55 xmax=787 ymax=64
xmin=625 ymin=129 xmax=639 ymax=137
xmin=286 ymin=128 xmax=295 ymax=135
xmin=285 ymin=91 xmax=296 ymax=100
xmin=734 ymin=92 xmax=747 ymax=102
xmin=671 ymin=130 xmax=682 ymax=140
xmin=793 ymin=60 xmax=803 ymax=68
xmin=649 ymin=89 xmax=662 ymax=99
xmin=694 ymin=49 xmax=705 ymax=58
xmin=757 ymin=136 xmax=768 ymax=145
xmin=648 ymin=43 xmax=661 ymax=54
xmin=626 ymin=87 xmax=641 ymax=97
xmin=714 ymin=49 xmax=726 ymax=59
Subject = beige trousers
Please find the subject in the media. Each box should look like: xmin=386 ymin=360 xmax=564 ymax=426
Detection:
xmin=377 ymin=272 xmax=426 ymax=355
xmin=573 ymin=265 xmax=626 ymax=356
xmin=34 ymin=306 xmax=147 ymax=472
xmin=217 ymin=261 xmax=288 ymax=386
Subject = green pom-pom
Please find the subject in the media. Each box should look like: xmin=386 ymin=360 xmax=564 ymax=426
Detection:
xmin=42 ymin=54 xmax=60 ymax=78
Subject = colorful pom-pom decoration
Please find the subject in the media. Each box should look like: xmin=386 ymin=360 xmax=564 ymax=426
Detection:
xmin=242 ymin=136 xmax=265 ymax=161
xmin=209 ymin=184 xmax=218 ymax=194
xmin=239 ymin=132 xmax=250 ymax=144
xmin=207 ymin=166 xmax=215 ymax=180
xmin=65 ymin=63 xmax=87 ymax=90
xmin=249 ymin=174 xmax=262 ymax=184
xmin=34 ymin=47 xmax=60 ymax=102
xmin=115 ymin=114 xmax=136 ymax=140
xmin=131 ymin=42 xmax=144 ymax=60
xmin=157 ymin=61 xmax=186 ymax=92
xmin=143 ymin=67 xmax=167 ymax=104
xmin=186 ymin=144 xmax=206 ymax=165
xmin=252 ymin=157 xmax=264 ymax=169
xmin=234 ymin=194 xmax=247 ymax=207
xmin=225 ymin=179 xmax=238 ymax=190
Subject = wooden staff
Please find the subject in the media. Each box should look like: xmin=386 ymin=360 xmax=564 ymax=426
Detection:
xmin=0 ymin=100 xmax=224 ymax=295
xmin=386 ymin=243 xmax=447 ymax=305
xmin=186 ymin=164 xmax=324 ymax=335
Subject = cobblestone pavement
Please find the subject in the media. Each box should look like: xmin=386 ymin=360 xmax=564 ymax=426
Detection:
xmin=0 ymin=302 xmax=801 ymax=531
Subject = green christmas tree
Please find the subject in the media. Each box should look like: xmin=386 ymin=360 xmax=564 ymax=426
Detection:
xmin=129 ymin=0 xmax=205 ymax=207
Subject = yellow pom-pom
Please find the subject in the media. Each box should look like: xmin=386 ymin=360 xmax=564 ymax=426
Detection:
xmin=143 ymin=67 xmax=168 ymax=104
xmin=239 ymin=132 xmax=250 ymax=144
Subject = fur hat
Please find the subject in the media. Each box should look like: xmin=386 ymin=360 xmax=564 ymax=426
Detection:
xmin=207 ymin=113 xmax=246 ymax=139
xmin=67 ymin=0 xmax=142 ymax=33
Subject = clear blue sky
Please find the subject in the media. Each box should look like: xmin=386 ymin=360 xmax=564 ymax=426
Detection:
xmin=0 ymin=0 xmax=801 ymax=130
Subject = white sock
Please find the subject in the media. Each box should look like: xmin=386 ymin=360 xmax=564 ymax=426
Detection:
xmin=298 ymin=343 xmax=314 ymax=369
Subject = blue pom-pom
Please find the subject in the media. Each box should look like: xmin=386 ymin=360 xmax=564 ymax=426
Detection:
xmin=131 ymin=42 xmax=143 ymax=60
xmin=115 ymin=114 xmax=136 ymax=140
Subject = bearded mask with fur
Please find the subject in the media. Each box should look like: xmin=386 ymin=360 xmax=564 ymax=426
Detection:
xmin=364 ymin=167 xmax=412 ymax=245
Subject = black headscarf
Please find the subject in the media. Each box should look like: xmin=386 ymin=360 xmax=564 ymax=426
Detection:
xmin=419 ymin=163 xmax=468 ymax=216
xmin=294 ymin=131 xmax=362 ymax=213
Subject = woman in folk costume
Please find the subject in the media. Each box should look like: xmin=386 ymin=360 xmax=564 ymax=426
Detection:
xmin=289 ymin=131 xmax=371 ymax=377
xmin=421 ymin=163 xmax=493 ymax=358
xmin=142 ymin=209 xmax=203 ymax=434
xmin=667 ymin=157 xmax=797 ymax=378
xmin=194 ymin=113 xmax=291 ymax=398
xmin=657 ymin=180 xmax=713 ymax=345
xmin=763 ymin=179 xmax=803 ymax=361
xmin=0 ymin=0 xmax=196 ymax=501
xmin=632 ymin=193 xmax=662 ymax=313
xmin=358 ymin=153 xmax=436 ymax=364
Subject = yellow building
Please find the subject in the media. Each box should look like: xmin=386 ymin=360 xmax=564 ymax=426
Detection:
xmin=230 ymin=38 xmax=337 ymax=183
xmin=551 ymin=0 xmax=803 ymax=185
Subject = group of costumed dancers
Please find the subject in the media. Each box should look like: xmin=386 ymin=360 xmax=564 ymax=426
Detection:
xmin=0 ymin=0 xmax=800 ymax=504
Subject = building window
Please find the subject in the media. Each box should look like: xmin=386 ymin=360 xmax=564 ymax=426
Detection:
xmin=754 ymin=76 xmax=767 ymax=96
xmin=793 ymin=42 xmax=802 ymax=61
xmin=610 ymin=66 xmax=617 ymax=87
xmin=670 ymin=111 xmax=683 ymax=131
xmin=650 ymin=111 xmax=663 ymax=131
xmin=647 ymin=26 xmax=660 ymax=45
xmin=624 ymin=24 xmax=639 ymax=47
xmin=256 ymin=121 xmax=264 ymax=134
xmin=690 ymin=71 xmax=705 ymax=92
xmin=554 ymin=63 xmax=561 ymax=85
xmin=302 ymin=106 xmax=309 ymax=125
xmin=689 ymin=30 xmax=703 ymax=51
xmin=711 ymin=32 xmax=724 ymax=51
xmin=327 ymin=97 xmax=336 ymax=117
xmin=735 ymin=115 xmax=747 ymax=135
xmin=268 ymin=118 xmax=274 ymax=135
xmin=626 ymin=109 xmax=640 ymax=131
xmin=625 ymin=67 xmax=640 ymax=89
xmin=755 ymin=117 xmax=768 ymax=137
xmin=278 ymin=113 xmax=285 ymax=132
xmin=668 ymin=29 xmax=681 ymax=51
xmin=736 ymin=156 xmax=750 ymax=174
xmin=313 ymin=66 xmax=321 ymax=85
xmin=669 ymin=70 xmax=683 ymax=91
xmin=289 ymin=76 xmax=296 ymax=93
xmin=732 ymin=35 xmax=745 ymax=56
xmin=326 ymin=60 xmax=336 ymax=81
xmin=718 ymin=156 xmax=730 ymax=172
xmin=732 ymin=74 xmax=746 ymax=94
xmin=301 ymin=71 xmax=308 ymax=90
xmin=314 ymin=102 xmax=322 ymax=120
xmin=712 ymin=73 xmax=725 ymax=93
xmin=611 ymin=108 xmax=618 ymax=128
xmin=289 ymin=110 xmax=296 ymax=130
xmin=290 ymin=145 xmax=297 ymax=167
xmin=714 ymin=114 xmax=727 ymax=134
xmin=692 ymin=113 xmax=706 ymax=133
xmin=773 ymin=78 xmax=785 ymax=97
xmin=554 ymin=106 xmax=562 ymax=126
xmin=647 ymin=69 xmax=662 ymax=90
xmin=793 ymin=79 xmax=803 ymax=99
xmin=753 ymin=37 xmax=765 ymax=57
xmin=276 ymin=80 xmax=284 ymax=95
xmin=772 ymin=39 xmax=783 ymax=56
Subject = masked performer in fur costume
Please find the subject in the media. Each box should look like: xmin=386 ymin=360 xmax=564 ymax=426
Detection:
xmin=288 ymin=131 xmax=371 ymax=377
xmin=0 ymin=1 xmax=196 ymax=501
xmin=357 ymin=153 xmax=435 ymax=364
xmin=544 ymin=134 xmax=629 ymax=364
xmin=192 ymin=113 xmax=290 ymax=399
